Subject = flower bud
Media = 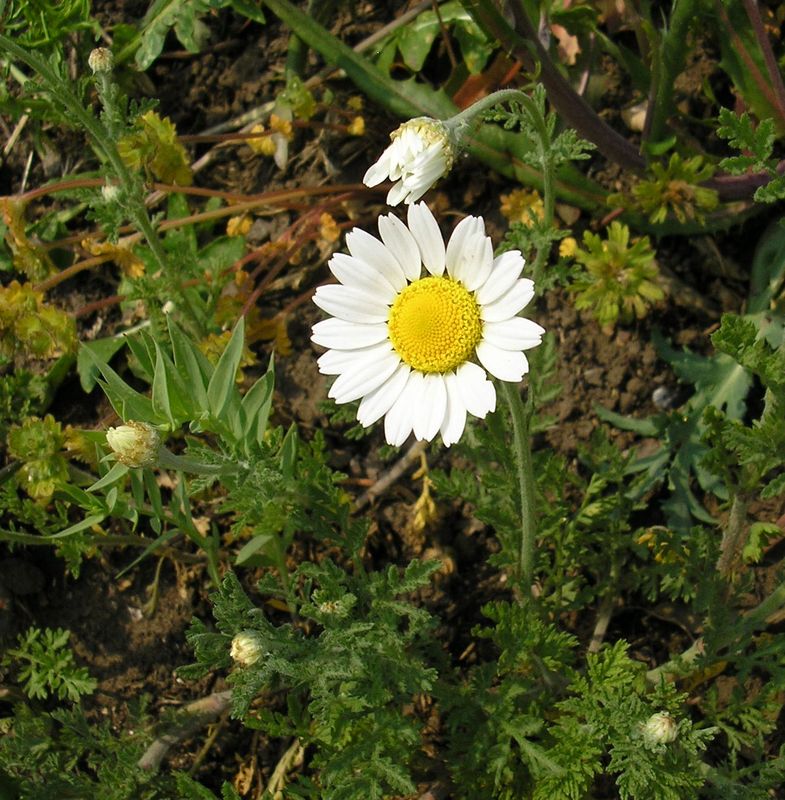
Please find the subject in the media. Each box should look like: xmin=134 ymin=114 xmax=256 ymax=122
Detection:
xmin=101 ymin=183 xmax=120 ymax=203
xmin=88 ymin=48 xmax=114 ymax=74
xmin=363 ymin=117 xmax=455 ymax=206
xmin=105 ymin=421 xmax=161 ymax=468
xmin=641 ymin=711 xmax=678 ymax=748
xmin=230 ymin=630 xmax=264 ymax=667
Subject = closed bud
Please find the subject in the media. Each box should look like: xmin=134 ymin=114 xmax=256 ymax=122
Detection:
xmin=101 ymin=183 xmax=120 ymax=203
xmin=230 ymin=630 xmax=264 ymax=667
xmin=88 ymin=48 xmax=114 ymax=74
xmin=641 ymin=711 xmax=678 ymax=748
xmin=105 ymin=421 xmax=161 ymax=468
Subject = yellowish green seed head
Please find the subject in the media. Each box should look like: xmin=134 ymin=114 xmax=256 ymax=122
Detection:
xmin=388 ymin=277 xmax=482 ymax=373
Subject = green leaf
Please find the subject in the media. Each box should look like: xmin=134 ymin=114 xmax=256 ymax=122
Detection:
xmin=49 ymin=513 xmax=106 ymax=539
xmin=152 ymin=342 xmax=176 ymax=427
xmin=87 ymin=461 xmax=129 ymax=492
xmin=152 ymin=341 xmax=193 ymax=425
xmin=241 ymin=357 xmax=275 ymax=448
xmin=749 ymin=221 xmax=785 ymax=313
xmin=125 ymin=329 xmax=157 ymax=381
xmin=80 ymin=343 xmax=158 ymax=422
xmin=76 ymin=337 xmax=126 ymax=392
xmin=279 ymin=423 xmax=298 ymax=480
xmin=206 ymin=318 xmax=245 ymax=422
xmin=235 ymin=533 xmax=275 ymax=565
xmin=715 ymin=4 xmax=785 ymax=135
xmin=167 ymin=316 xmax=212 ymax=409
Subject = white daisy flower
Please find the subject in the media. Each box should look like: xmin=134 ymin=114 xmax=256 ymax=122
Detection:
xmin=311 ymin=203 xmax=545 ymax=447
xmin=363 ymin=117 xmax=455 ymax=206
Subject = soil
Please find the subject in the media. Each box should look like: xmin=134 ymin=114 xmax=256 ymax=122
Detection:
xmin=3 ymin=2 xmax=785 ymax=798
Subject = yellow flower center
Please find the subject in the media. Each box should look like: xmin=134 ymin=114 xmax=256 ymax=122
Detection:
xmin=388 ymin=277 xmax=482 ymax=373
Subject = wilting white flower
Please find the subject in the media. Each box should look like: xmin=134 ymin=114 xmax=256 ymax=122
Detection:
xmin=363 ymin=118 xmax=455 ymax=206
xmin=311 ymin=203 xmax=544 ymax=447
xmin=105 ymin=421 xmax=161 ymax=468
xmin=230 ymin=630 xmax=264 ymax=667
xmin=641 ymin=712 xmax=678 ymax=748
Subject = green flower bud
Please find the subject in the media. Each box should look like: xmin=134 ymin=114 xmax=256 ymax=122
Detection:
xmin=105 ymin=421 xmax=161 ymax=468
xmin=230 ymin=630 xmax=264 ymax=667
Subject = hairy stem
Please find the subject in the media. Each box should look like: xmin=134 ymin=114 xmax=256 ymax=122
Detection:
xmin=501 ymin=381 xmax=537 ymax=601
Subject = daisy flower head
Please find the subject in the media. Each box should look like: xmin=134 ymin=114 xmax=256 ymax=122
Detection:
xmin=311 ymin=203 xmax=545 ymax=447
xmin=363 ymin=117 xmax=456 ymax=206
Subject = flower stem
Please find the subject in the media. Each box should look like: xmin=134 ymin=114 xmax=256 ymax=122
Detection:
xmin=0 ymin=34 xmax=169 ymax=275
xmin=501 ymin=381 xmax=537 ymax=601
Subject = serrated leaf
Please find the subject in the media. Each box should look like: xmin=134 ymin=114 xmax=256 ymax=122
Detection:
xmin=762 ymin=471 xmax=785 ymax=499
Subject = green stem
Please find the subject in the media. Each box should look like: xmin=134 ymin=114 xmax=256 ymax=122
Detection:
xmin=501 ymin=381 xmax=537 ymax=601
xmin=157 ymin=448 xmax=240 ymax=476
xmin=0 ymin=34 xmax=169 ymax=274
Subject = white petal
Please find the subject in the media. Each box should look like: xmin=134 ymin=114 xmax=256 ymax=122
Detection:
xmin=363 ymin=153 xmax=392 ymax=187
xmin=313 ymin=284 xmax=389 ymax=324
xmin=378 ymin=213 xmax=422 ymax=281
xmin=317 ymin=341 xmax=393 ymax=375
xmin=445 ymin=216 xmax=483 ymax=281
xmin=475 ymin=251 xmax=526 ymax=306
xmin=328 ymin=253 xmax=397 ymax=301
xmin=407 ymin=202 xmax=445 ymax=276
xmin=455 ymin=362 xmax=496 ymax=418
xmin=329 ymin=351 xmax=401 ymax=403
xmin=476 ymin=341 xmax=529 ymax=382
xmin=441 ymin=373 xmax=468 ymax=446
xmin=480 ymin=279 xmax=535 ymax=322
xmin=311 ymin=318 xmax=389 ymax=349
xmin=413 ymin=373 xmax=447 ymax=441
xmin=463 ymin=237 xmax=494 ymax=292
xmin=481 ymin=317 xmax=545 ymax=351
xmin=387 ymin=180 xmax=409 ymax=206
xmin=384 ymin=371 xmax=425 ymax=446
xmin=345 ymin=228 xmax=406 ymax=291
xmin=357 ymin=363 xmax=411 ymax=426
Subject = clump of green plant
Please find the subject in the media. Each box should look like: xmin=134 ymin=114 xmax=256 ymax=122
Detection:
xmin=610 ymin=153 xmax=719 ymax=224
xmin=2 ymin=626 xmax=96 ymax=702
xmin=567 ymin=221 xmax=664 ymax=327
xmin=6 ymin=415 xmax=71 ymax=502
xmin=183 ymin=566 xmax=439 ymax=800
xmin=0 ymin=280 xmax=76 ymax=366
